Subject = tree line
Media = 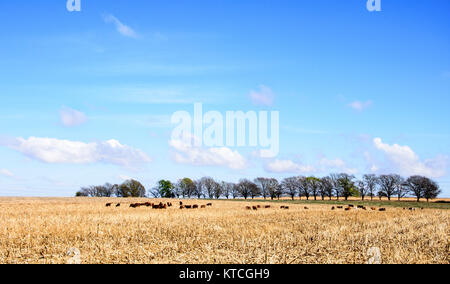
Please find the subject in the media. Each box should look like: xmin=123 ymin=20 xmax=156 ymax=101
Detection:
xmin=76 ymin=173 xmax=442 ymax=202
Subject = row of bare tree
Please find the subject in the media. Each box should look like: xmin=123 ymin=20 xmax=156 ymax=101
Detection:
xmin=77 ymin=174 xmax=441 ymax=202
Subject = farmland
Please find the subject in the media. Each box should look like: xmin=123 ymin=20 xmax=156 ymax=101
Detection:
xmin=0 ymin=197 xmax=448 ymax=264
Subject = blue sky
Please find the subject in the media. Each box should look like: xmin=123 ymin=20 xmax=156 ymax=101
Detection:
xmin=0 ymin=0 xmax=449 ymax=197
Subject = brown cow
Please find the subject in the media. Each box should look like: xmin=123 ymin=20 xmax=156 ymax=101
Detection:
xmin=337 ymin=206 xmax=343 ymax=209
xmin=304 ymin=207 xmax=309 ymax=210
xmin=180 ymin=205 xmax=185 ymax=209
xmin=116 ymin=203 xmax=121 ymax=207
xmin=284 ymin=206 xmax=289 ymax=210
xmin=246 ymin=206 xmax=251 ymax=210
xmin=185 ymin=205 xmax=192 ymax=209
xmin=370 ymin=207 xmax=377 ymax=211
xmin=264 ymin=205 xmax=271 ymax=209
xmin=201 ymin=205 xmax=206 ymax=209
xmin=252 ymin=206 xmax=258 ymax=211
xmin=179 ymin=201 xmax=183 ymax=206
xmin=106 ymin=203 xmax=112 ymax=207
xmin=345 ymin=207 xmax=351 ymax=211
xmin=193 ymin=205 xmax=199 ymax=209
xmin=280 ymin=206 xmax=285 ymax=209
xmin=206 ymin=203 xmax=213 ymax=207
xmin=348 ymin=205 xmax=354 ymax=208
xmin=331 ymin=206 xmax=335 ymax=210
xmin=379 ymin=208 xmax=386 ymax=212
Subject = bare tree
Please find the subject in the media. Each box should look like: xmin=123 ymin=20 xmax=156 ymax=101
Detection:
xmin=213 ymin=181 xmax=222 ymax=199
xmin=396 ymin=177 xmax=407 ymax=201
xmin=321 ymin=176 xmax=334 ymax=200
xmin=377 ymin=174 xmax=402 ymax=201
xmin=363 ymin=174 xmax=378 ymax=201
xmin=221 ymin=182 xmax=233 ymax=199
xmin=237 ymin=179 xmax=255 ymax=200
xmin=357 ymin=180 xmax=367 ymax=201
xmin=297 ymin=176 xmax=309 ymax=200
xmin=306 ymin=177 xmax=321 ymax=201
xmin=199 ymin=177 xmax=216 ymax=199
xmin=282 ymin=177 xmax=298 ymax=200
xmin=406 ymin=176 xmax=441 ymax=202
xmin=423 ymin=178 xmax=441 ymax=202
xmin=231 ymin=183 xmax=239 ymax=199
xmin=267 ymin=178 xmax=279 ymax=200
xmin=254 ymin=178 xmax=271 ymax=200
xmin=330 ymin=173 xmax=342 ymax=200
xmin=194 ymin=180 xmax=203 ymax=199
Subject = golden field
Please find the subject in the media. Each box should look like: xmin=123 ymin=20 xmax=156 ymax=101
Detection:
xmin=0 ymin=197 xmax=448 ymax=264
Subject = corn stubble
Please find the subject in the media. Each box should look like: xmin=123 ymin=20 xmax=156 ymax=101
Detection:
xmin=0 ymin=197 xmax=448 ymax=264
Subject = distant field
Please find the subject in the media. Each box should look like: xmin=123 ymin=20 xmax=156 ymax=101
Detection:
xmin=224 ymin=197 xmax=450 ymax=210
xmin=0 ymin=197 xmax=448 ymax=264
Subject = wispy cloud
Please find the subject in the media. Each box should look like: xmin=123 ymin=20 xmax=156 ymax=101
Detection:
xmin=249 ymin=85 xmax=275 ymax=106
xmin=265 ymin=159 xmax=316 ymax=174
xmin=103 ymin=14 xmax=137 ymax=38
xmin=6 ymin=137 xmax=151 ymax=168
xmin=59 ymin=106 xmax=87 ymax=127
xmin=0 ymin=169 xmax=14 ymax=178
xmin=349 ymin=100 xmax=373 ymax=112
xmin=373 ymin=137 xmax=448 ymax=178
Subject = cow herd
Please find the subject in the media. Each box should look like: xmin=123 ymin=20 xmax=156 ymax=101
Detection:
xmin=331 ymin=204 xmax=386 ymax=211
xmin=106 ymin=201 xmax=425 ymax=212
xmin=105 ymin=201 xmax=213 ymax=210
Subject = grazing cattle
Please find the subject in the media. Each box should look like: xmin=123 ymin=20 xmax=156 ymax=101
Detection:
xmin=129 ymin=203 xmax=137 ymax=208
xmin=337 ymin=206 xmax=343 ymax=209
xmin=284 ymin=206 xmax=289 ymax=210
xmin=409 ymin=208 xmax=416 ymax=211
xmin=331 ymin=206 xmax=335 ymax=210
xmin=345 ymin=207 xmax=351 ymax=211
xmin=361 ymin=206 xmax=367 ymax=210
xmin=252 ymin=206 xmax=258 ymax=211
xmin=201 ymin=205 xmax=206 ymax=209
xmin=116 ymin=203 xmax=121 ymax=207
xmin=206 ymin=203 xmax=213 ymax=207
xmin=348 ymin=205 xmax=354 ymax=208
xmin=357 ymin=205 xmax=364 ymax=209
xmin=265 ymin=205 xmax=271 ymax=209
xmin=256 ymin=205 xmax=261 ymax=209
xmin=193 ymin=205 xmax=199 ymax=209
xmin=179 ymin=201 xmax=183 ymax=206
xmin=246 ymin=206 xmax=251 ymax=210
xmin=280 ymin=206 xmax=285 ymax=209
xmin=180 ymin=205 xmax=185 ymax=209
xmin=105 ymin=203 xmax=112 ymax=207
xmin=304 ymin=207 xmax=309 ymax=210
xmin=167 ymin=202 xmax=173 ymax=207
xmin=379 ymin=208 xmax=386 ymax=212
xmin=371 ymin=207 xmax=377 ymax=211
xmin=185 ymin=205 xmax=192 ymax=209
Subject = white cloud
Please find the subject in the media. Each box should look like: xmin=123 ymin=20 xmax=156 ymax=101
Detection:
xmin=249 ymin=85 xmax=275 ymax=106
xmin=169 ymin=135 xmax=247 ymax=170
xmin=9 ymin=137 xmax=151 ymax=167
xmin=349 ymin=100 xmax=373 ymax=112
xmin=265 ymin=159 xmax=316 ymax=174
xmin=0 ymin=169 xmax=14 ymax=178
xmin=103 ymin=14 xmax=137 ymax=38
xmin=59 ymin=107 xmax=87 ymax=127
xmin=319 ymin=158 xmax=359 ymax=175
xmin=373 ymin=137 xmax=447 ymax=178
